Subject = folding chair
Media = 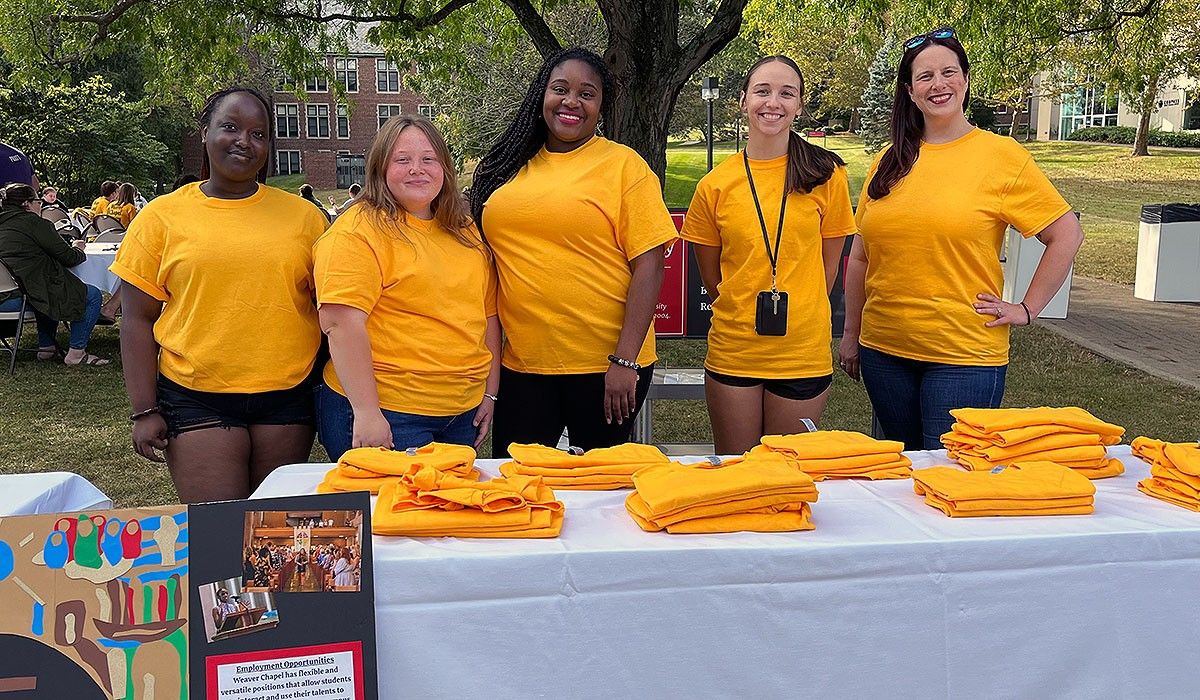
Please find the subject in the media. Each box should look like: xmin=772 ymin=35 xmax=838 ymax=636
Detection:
xmin=93 ymin=230 xmax=125 ymax=244
xmin=0 ymin=260 xmax=37 ymax=375
xmin=40 ymin=206 xmax=69 ymax=225
xmin=93 ymin=214 xmax=125 ymax=234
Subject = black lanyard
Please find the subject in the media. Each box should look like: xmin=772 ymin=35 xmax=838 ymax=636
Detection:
xmin=742 ymin=152 xmax=787 ymax=293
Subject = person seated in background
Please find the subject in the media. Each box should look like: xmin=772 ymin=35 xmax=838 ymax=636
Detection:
xmin=91 ymin=180 xmax=117 ymax=217
xmin=328 ymin=183 xmax=361 ymax=216
xmin=133 ymin=186 xmax=148 ymax=210
xmin=0 ymin=183 xmax=110 ymax=365
xmin=110 ymin=182 xmax=139 ymax=228
xmin=40 ymin=186 xmax=67 ymax=211
xmin=298 ymin=183 xmax=332 ymax=222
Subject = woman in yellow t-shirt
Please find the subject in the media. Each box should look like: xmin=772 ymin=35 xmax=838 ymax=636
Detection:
xmin=682 ymin=56 xmax=856 ymax=454
xmin=110 ymin=182 xmax=139 ymax=228
xmin=469 ymin=47 xmax=677 ymax=457
xmin=313 ymin=115 xmax=500 ymax=460
xmin=112 ymin=87 xmax=328 ymax=503
xmin=840 ymin=29 xmax=1083 ymax=450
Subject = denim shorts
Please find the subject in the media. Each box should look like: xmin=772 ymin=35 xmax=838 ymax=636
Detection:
xmin=314 ymin=383 xmax=478 ymax=462
xmin=156 ymin=375 xmax=316 ymax=439
xmin=705 ymin=369 xmax=833 ymax=401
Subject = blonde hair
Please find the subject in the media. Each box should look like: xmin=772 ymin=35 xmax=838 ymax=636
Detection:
xmin=359 ymin=115 xmax=478 ymax=248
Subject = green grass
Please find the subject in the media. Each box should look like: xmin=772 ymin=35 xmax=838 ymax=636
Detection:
xmin=5 ymin=138 xmax=1199 ymax=507
xmin=266 ymin=174 xmax=342 ymax=210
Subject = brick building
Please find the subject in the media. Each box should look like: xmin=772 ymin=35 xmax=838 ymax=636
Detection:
xmin=182 ymin=38 xmax=432 ymax=190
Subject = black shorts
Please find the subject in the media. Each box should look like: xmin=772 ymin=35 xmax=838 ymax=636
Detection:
xmin=705 ymin=370 xmax=833 ymax=401
xmin=156 ymin=375 xmax=316 ymax=439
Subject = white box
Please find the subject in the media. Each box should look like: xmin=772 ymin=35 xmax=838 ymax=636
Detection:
xmin=1003 ymin=228 xmax=1072 ymax=319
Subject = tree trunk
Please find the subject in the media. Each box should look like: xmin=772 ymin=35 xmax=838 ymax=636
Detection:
xmin=1007 ymin=98 xmax=1024 ymax=138
xmin=595 ymin=0 xmax=746 ymax=183
xmin=1133 ymin=71 xmax=1160 ymax=157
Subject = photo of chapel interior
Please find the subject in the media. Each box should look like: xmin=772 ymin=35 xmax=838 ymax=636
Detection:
xmin=242 ymin=510 xmax=364 ymax=593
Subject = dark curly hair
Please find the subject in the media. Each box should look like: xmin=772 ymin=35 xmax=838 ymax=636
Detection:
xmin=198 ymin=86 xmax=274 ymax=184
xmin=468 ymin=47 xmax=616 ymax=230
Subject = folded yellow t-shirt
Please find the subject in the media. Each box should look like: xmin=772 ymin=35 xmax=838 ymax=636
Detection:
xmin=949 ymin=407 xmax=1125 ymax=439
xmin=1137 ymin=477 xmax=1200 ymax=512
xmin=945 ymin=422 xmax=1121 ymax=448
xmin=912 ymin=461 xmax=1095 ymax=513
xmin=626 ymin=493 xmax=815 ymax=533
xmin=340 ymin=443 xmax=477 ymax=477
xmin=373 ymin=476 xmax=564 ymax=538
xmin=507 ymin=442 xmax=669 ymax=468
xmin=630 ymin=452 xmax=817 ymax=528
xmin=759 ymin=430 xmax=905 ymax=460
xmin=318 ymin=471 xmax=395 ymax=494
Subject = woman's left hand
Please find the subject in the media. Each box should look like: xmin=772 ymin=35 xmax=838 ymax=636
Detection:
xmin=604 ymin=364 xmax=638 ymax=425
xmin=974 ymin=293 xmax=1031 ymax=328
xmin=473 ymin=397 xmax=495 ymax=449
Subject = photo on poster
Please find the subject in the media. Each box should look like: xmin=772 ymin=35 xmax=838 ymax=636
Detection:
xmin=242 ymin=510 xmax=364 ymax=593
xmin=201 ymin=577 xmax=280 ymax=643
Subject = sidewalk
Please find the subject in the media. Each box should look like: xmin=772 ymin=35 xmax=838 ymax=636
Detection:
xmin=1038 ymin=276 xmax=1200 ymax=391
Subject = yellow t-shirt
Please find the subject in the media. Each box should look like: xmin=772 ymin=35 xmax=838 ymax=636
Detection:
xmin=90 ymin=197 xmax=110 ymax=216
xmin=855 ymin=129 xmax=1070 ymax=365
xmin=110 ymin=182 xmax=327 ymax=392
xmin=314 ymin=208 xmax=497 ymax=416
xmin=682 ymin=154 xmax=856 ymax=378
xmin=113 ymin=202 xmax=137 ymax=228
xmin=481 ymin=136 xmax=677 ymax=374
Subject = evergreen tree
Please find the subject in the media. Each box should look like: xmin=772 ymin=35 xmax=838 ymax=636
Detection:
xmin=859 ymin=43 xmax=895 ymax=154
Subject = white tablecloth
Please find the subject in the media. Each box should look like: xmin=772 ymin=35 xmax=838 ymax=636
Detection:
xmin=0 ymin=472 xmax=113 ymax=516
xmin=251 ymin=446 xmax=1200 ymax=698
xmin=69 ymin=243 xmax=121 ymax=294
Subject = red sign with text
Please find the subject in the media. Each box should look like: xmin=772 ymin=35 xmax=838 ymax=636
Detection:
xmin=654 ymin=211 xmax=688 ymax=336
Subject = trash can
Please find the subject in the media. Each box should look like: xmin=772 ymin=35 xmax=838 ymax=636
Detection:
xmin=1135 ymin=203 xmax=1200 ymax=302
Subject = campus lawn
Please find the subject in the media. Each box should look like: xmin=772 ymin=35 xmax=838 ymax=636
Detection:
xmin=4 ymin=138 xmax=1199 ymax=506
xmin=669 ymin=136 xmax=1200 ymax=284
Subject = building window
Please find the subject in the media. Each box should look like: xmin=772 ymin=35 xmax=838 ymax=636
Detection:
xmin=305 ymin=76 xmax=328 ymax=93
xmin=335 ymin=58 xmax=358 ymax=92
xmin=275 ymin=75 xmax=296 ymax=93
xmin=276 ymin=150 xmax=301 ymax=175
xmin=417 ymin=104 xmax=439 ymax=119
xmin=1058 ymin=83 xmax=1119 ymax=140
xmin=275 ymin=104 xmax=300 ymax=138
xmin=337 ymin=105 xmax=350 ymax=139
xmin=377 ymin=104 xmax=402 ymax=129
xmin=307 ymin=104 xmax=330 ymax=139
xmin=376 ymin=59 xmax=400 ymax=92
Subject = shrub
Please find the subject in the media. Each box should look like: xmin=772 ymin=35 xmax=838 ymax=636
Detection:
xmin=1068 ymin=126 xmax=1200 ymax=148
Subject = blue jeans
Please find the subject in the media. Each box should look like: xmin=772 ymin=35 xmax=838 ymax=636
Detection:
xmin=315 ymin=383 xmax=478 ymax=461
xmin=0 ymin=284 xmax=102 ymax=350
xmin=858 ymin=345 xmax=1007 ymax=451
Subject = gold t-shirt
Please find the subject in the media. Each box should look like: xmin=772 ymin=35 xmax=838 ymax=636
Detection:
xmin=855 ymin=129 xmax=1071 ymax=365
xmin=314 ymin=209 xmax=497 ymax=416
xmin=682 ymin=154 xmax=856 ymax=378
xmin=111 ymin=182 xmax=327 ymax=392
xmin=481 ymin=136 xmax=677 ymax=373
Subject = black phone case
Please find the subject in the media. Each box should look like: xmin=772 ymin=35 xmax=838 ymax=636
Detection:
xmin=755 ymin=291 xmax=788 ymax=336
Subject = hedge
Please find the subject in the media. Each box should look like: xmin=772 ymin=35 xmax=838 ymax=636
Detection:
xmin=1067 ymin=126 xmax=1200 ymax=148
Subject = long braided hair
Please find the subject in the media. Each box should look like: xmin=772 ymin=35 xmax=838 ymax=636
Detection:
xmin=198 ymin=86 xmax=275 ymax=184
xmin=469 ymin=47 xmax=616 ymax=230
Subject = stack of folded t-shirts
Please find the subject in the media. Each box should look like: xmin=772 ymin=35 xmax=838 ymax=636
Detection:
xmin=750 ymin=430 xmax=911 ymax=480
xmin=912 ymin=461 xmax=1096 ymax=517
xmin=942 ymin=407 xmax=1125 ymax=479
xmin=373 ymin=466 xmax=564 ymax=537
xmin=625 ymin=451 xmax=819 ymax=534
xmin=498 ymin=442 xmax=669 ymax=489
xmin=1131 ymin=436 xmax=1200 ymax=512
xmin=318 ymin=442 xmax=480 ymax=494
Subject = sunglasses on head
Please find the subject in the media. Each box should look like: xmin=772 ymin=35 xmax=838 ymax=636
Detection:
xmin=904 ymin=27 xmax=956 ymax=51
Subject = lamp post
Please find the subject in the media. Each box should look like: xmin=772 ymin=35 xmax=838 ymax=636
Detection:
xmin=702 ymin=76 xmax=720 ymax=172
